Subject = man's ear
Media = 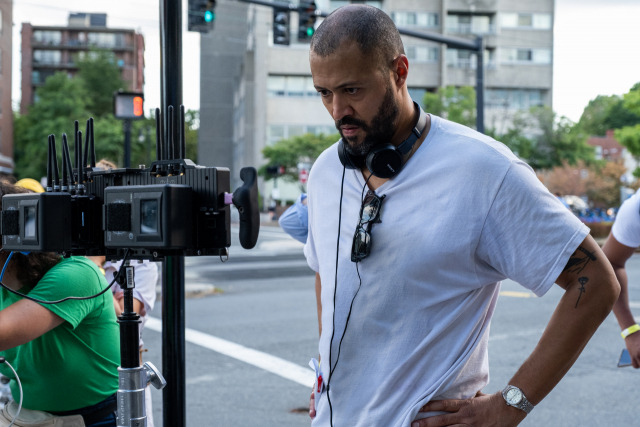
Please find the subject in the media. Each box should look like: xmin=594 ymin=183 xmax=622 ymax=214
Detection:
xmin=393 ymin=55 xmax=409 ymax=87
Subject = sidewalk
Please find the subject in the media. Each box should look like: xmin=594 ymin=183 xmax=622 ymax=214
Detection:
xmin=177 ymin=213 xmax=281 ymax=298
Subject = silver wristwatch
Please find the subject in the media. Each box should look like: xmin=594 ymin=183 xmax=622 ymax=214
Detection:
xmin=501 ymin=385 xmax=534 ymax=414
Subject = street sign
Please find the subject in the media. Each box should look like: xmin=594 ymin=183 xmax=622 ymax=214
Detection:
xmin=299 ymin=169 xmax=308 ymax=184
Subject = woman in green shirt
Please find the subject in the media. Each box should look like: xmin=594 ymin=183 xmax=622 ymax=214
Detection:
xmin=0 ymin=180 xmax=120 ymax=426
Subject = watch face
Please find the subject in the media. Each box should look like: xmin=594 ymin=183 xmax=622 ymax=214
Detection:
xmin=506 ymin=388 xmax=523 ymax=405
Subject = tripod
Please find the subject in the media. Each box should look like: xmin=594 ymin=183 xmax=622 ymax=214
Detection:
xmin=116 ymin=260 xmax=166 ymax=427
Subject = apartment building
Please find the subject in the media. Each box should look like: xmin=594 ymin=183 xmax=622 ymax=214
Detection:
xmin=0 ymin=1 xmax=12 ymax=173
xmin=20 ymin=13 xmax=145 ymax=114
xmin=198 ymin=0 xmax=554 ymax=201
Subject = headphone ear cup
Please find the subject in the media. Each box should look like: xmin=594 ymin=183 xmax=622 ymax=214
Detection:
xmin=337 ymin=139 xmax=363 ymax=170
xmin=366 ymin=145 xmax=403 ymax=179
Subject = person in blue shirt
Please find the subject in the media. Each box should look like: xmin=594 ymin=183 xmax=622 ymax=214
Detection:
xmin=278 ymin=193 xmax=308 ymax=243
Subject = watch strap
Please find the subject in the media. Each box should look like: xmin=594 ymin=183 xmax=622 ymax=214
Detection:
xmin=501 ymin=385 xmax=534 ymax=414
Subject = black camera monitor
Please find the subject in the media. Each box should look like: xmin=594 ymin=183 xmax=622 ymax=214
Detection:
xmin=103 ymin=184 xmax=193 ymax=250
xmin=1 ymin=192 xmax=72 ymax=252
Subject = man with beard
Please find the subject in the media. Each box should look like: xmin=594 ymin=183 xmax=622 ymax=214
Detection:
xmin=303 ymin=4 xmax=619 ymax=427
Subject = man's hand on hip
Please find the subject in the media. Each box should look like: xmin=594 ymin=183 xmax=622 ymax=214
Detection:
xmin=413 ymin=391 xmax=526 ymax=427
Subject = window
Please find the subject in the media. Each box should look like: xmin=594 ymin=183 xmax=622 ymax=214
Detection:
xmin=532 ymin=14 xmax=552 ymax=29
xmin=287 ymin=77 xmax=305 ymax=97
xmin=517 ymin=49 xmax=532 ymax=61
xmin=33 ymin=50 xmax=62 ymax=65
xmin=267 ymin=125 xmax=285 ymax=145
xmin=501 ymin=13 xmax=552 ymax=30
xmin=486 ymin=89 xmax=545 ymax=110
xmin=405 ymin=45 xmax=439 ymax=63
xmin=446 ymin=48 xmax=496 ymax=69
xmin=500 ymin=48 xmax=551 ymax=64
xmin=87 ymin=32 xmax=125 ymax=48
xmin=517 ymin=14 xmax=532 ymax=27
xmin=392 ymin=11 xmax=439 ymax=28
xmin=33 ymin=30 xmax=62 ymax=45
xmin=267 ymin=124 xmax=336 ymax=145
xmin=267 ymin=76 xmax=286 ymax=97
xmin=32 ymin=69 xmax=56 ymax=85
xmin=446 ymin=13 xmax=494 ymax=34
xmin=447 ymin=49 xmax=474 ymax=69
xmin=268 ymin=75 xmax=319 ymax=98
xmin=532 ymin=49 xmax=551 ymax=64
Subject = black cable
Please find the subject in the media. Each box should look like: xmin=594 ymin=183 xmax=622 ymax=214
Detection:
xmin=0 ymin=250 xmax=130 ymax=305
xmin=326 ymin=165 xmax=346 ymax=426
xmin=327 ymin=170 xmax=374 ymax=427
xmin=0 ymin=357 xmax=22 ymax=427
xmin=329 ymin=174 xmax=371 ymax=379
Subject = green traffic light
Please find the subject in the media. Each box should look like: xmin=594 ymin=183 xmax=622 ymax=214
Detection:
xmin=306 ymin=27 xmax=314 ymax=37
xmin=204 ymin=10 xmax=214 ymax=22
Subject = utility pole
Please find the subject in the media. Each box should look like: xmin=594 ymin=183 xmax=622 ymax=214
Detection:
xmin=159 ymin=1 xmax=186 ymax=426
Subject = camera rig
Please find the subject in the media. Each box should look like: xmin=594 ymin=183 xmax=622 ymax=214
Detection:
xmin=0 ymin=106 xmax=260 ymax=426
xmin=0 ymin=106 xmax=260 ymax=259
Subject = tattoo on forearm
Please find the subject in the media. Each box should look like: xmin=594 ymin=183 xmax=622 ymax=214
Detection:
xmin=575 ymin=277 xmax=588 ymax=308
xmin=564 ymin=246 xmax=597 ymax=275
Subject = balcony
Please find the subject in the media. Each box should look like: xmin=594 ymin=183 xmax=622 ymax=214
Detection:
xmin=446 ymin=0 xmax=498 ymax=11
xmin=446 ymin=23 xmax=496 ymax=35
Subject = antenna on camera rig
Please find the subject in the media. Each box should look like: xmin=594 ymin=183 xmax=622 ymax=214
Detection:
xmin=61 ymin=134 xmax=74 ymax=193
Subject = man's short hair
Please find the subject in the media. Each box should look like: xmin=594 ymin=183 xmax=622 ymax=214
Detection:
xmin=310 ymin=4 xmax=405 ymax=73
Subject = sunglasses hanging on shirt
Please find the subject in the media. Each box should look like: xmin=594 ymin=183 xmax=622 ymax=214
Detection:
xmin=351 ymin=190 xmax=385 ymax=262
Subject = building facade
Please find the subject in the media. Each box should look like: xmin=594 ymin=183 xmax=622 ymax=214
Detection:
xmin=0 ymin=1 xmax=13 ymax=173
xmin=587 ymin=129 xmax=638 ymax=185
xmin=198 ymin=0 xmax=554 ymax=203
xmin=20 ymin=13 xmax=145 ymax=115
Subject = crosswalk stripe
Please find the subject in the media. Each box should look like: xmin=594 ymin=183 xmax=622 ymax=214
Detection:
xmin=145 ymin=317 xmax=315 ymax=388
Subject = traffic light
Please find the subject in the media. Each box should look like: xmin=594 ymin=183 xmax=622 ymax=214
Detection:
xmin=273 ymin=8 xmax=290 ymax=46
xmin=114 ymin=92 xmax=144 ymax=119
xmin=188 ymin=0 xmax=216 ymax=33
xmin=266 ymin=165 xmax=284 ymax=177
xmin=298 ymin=1 xmax=317 ymax=42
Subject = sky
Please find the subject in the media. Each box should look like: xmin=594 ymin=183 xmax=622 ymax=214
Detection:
xmin=10 ymin=0 xmax=640 ymax=123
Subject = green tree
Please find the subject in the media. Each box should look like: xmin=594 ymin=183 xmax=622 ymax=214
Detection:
xmin=14 ymin=73 xmax=90 ymax=179
xmin=577 ymin=91 xmax=640 ymax=137
xmin=487 ymin=114 xmax=537 ymax=162
xmin=530 ymin=106 xmax=595 ymax=169
xmin=423 ymin=86 xmax=476 ymax=128
xmin=260 ymin=133 xmax=338 ymax=182
xmin=75 ymin=49 xmax=127 ymax=117
xmin=577 ymin=95 xmax=622 ymax=136
xmin=183 ymin=109 xmax=199 ymax=162
xmin=126 ymin=110 xmax=198 ymax=167
xmin=615 ymin=83 xmax=640 ymax=176
xmin=585 ymin=160 xmax=626 ymax=208
xmin=491 ymin=106 xmax=595 ymax=170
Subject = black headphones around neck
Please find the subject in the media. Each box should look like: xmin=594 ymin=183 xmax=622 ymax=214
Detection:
xmin=337 ymin=101 xmax=428 ymax=179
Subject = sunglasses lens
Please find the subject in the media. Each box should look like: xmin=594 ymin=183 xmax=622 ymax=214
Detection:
xmin=351 ymin=226 xmax=370 ymax=262
xmin=360 ymin=195 xmax=381 ymax=223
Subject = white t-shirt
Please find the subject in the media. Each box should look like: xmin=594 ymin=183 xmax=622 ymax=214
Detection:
xmin=304 ymin=115 xmax=589 ymax=427
xmin=611 ymin=188 xmax=640 ymax=247
xmin=105 ymin=259 xmax=158 ymax=347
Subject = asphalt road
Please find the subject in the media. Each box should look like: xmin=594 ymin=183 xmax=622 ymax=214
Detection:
xmin=142 ymin=225 xmax=640 ymax=427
